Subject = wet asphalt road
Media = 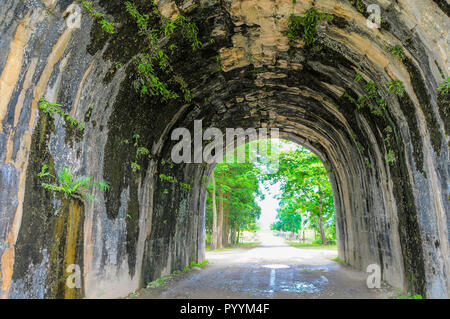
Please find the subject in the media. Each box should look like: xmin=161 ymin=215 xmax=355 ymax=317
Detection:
xmin=135 ymin=231 xmax=389 ymax=299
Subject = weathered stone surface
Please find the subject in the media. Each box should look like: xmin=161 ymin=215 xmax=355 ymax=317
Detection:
xmin=0 ymin=0 xmax=448 ymax=299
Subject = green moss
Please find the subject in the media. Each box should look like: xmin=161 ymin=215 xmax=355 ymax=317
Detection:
xmin=84 ymin=105 xmax=94 ymax=122
xmin=403 ymin=57 xmax=443 ymax=156
xmin=86 ymin=16 xmax=111 ymax=55
xmin=125 ymin=176 xmax=140 ymax=277
xmin=397 ymin=94 xmax=425 ymax=176
xmin=437 ymin=90 xmax=449 ymax=137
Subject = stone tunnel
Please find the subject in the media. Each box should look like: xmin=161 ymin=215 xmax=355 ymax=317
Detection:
xmin=0 ymin=0 xmax=448 ymax=298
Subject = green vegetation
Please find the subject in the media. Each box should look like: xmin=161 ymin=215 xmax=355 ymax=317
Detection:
xmin=80 ymin=0 xmax=115 ymax=34
xmin=129 ymin=133 xmax=151 ymax=173
xmin=393 ymin=289 xmax=423 ymax=299
xmin=189 ymin=260 xmax=209 ymax=268
xmin=365 ymin=80 xmax=377 ymax=98
xmin=146 ymin=260 xmax=209 ymax=288
xmin=38 ymin=164 xmax=110 ymax=202
xmin=331 ymin=256 xmax=347 ymax=265
xmin=384 ymin=45 xmax=405 ymax=61
xmin=344 ymin=76 xmax=387 ymax=116
xmin=287 ymin=8 xmax=333 ymax=47
xmin=159 ymin=173 xmax=192 ymax=191
xmin=204 ymin=140 xmax=336 ymax=250
xmin=216 ymin=55 xmax=224 ymax=72
xmin=206 ymin=142 xmax=263 ymax=250
xmin=288 ymin=241 xmax=337 ymax=249
xmin=147 ymin=275 xmax=172 ymax=288
xmin=354 ymin=73 xmax=363 ymax=82
xmin=266 ymin=145 xmax=335 ymax=245
xmin=386 ymin=149 xmax=396 ymax=165
xmin=125 ymin=1 xmax=200 ymax=102
xmin=350 ymin=0 xmax=365 ymax=13
xmin=39 ymin=98 xmax=85 ymax=132
xmin=438 ymin=77 xmax=450 ymax=95
xmin=205 ymin=242 xmax=260 ymax=251
xmin=387 ymin=79 xmax=405 ymax=97
xmin=128 ymin=291 xmax=140 ymax=298
xmin=343 ymin=76 xmax=398 ymax=167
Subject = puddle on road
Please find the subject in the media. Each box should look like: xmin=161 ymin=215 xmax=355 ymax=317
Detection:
xmin=226 ymin=265 xmax=330 ymax=297
xmin=231 ymin=281 xmax=321 ymax=296
xmin=281 ymin=282 xmax=320 ymax=293
xmin=262 ymin=264 xmax=290 ymax=269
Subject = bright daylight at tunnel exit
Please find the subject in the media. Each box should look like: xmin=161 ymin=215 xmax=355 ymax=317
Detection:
xmin=0 ymin=0 xmax=449 ymax=310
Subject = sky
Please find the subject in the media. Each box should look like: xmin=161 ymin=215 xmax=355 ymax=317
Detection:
xmin=257 ymin=181 xmax=281 ymax=230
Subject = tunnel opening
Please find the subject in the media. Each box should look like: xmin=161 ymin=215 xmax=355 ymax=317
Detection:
xmin=203 ymin=139 xmax=338 ymax=251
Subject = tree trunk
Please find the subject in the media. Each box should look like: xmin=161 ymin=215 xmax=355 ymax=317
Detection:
xmin=210 ymin=171 xmax=218 ymax=250
xmin=299 ymin=211 xmax=305 ymax=242
xmin=223 ymin=194 xmax=230 ymax=247
xmin=230 ymin=222 xmax=237 ymax=246
xmin=301 ymin=220 xmax=306 ymax=242
xmin=217 ymin=186 xmax=224 ymax=249
xmin=318 ymin=187 xmax=328 ymax=245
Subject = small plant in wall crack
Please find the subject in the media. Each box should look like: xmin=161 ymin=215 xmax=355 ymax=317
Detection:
xmin=438 ymin=77 xmax=450 ymax=95
xmin=38 ymin=164 xmax=110 ymax=202
xmin=80 ymin=0 xmax=115 ymax=34
xmin=386 ymin=150 xmax=396 ymax=165
xmin=131 ymin=133 xmax=152 ymax=173
xmin=386 ymin=79 xmax=405 ymax=97
xmin=287 ymin=8 xmax=333 ymax=47
xmin=344 ymin=76 xmax=387 ymax=116
xmin=383 ymin=45 xmax=405 ymax=61
xmin=216 ymin=55 xmax=224 ymax=72
xmin=350 ymin=0 xmax=365 ymax=13
xmin=39 ymin=98 xmax=85 ymax=132
xmin=125 ymin=1 xmax=202 ymax=102
xmin=354 ymin=73 xmax=363 ymax=82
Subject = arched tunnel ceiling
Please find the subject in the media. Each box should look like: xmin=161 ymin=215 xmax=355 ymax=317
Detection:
xmin=0 ymin=0 xmax=448 ymax=299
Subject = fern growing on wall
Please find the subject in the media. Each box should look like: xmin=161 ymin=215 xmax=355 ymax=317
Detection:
xmin=38 ymin=164 xmax=110 ymax=202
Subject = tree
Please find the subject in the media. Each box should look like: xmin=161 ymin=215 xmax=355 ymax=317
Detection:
xmin=205 ymin=142 xmax=263 ymax=249
xmin=266 ymin=146 xmax=335 ymax=244
xmin=209 ymin=171 xmax=218 ymax=250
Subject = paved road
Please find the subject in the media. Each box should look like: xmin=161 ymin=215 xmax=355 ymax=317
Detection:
xmin=136 ymin=231 xmax=389 ymax=299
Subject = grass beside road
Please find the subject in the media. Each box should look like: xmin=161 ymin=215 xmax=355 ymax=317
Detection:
xmin=287 ymin=241 xmax=337 ymax=250
xmin=146 ymin=260 xmax=209 ymax=289
xmin=205 ymin=242 xmax=260 ymax=252
xmin=330 ymin=256 xmax=347 ymax=265
xmin=127 ymin=260 xmax=210 ymax=297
